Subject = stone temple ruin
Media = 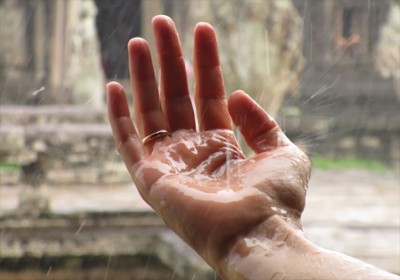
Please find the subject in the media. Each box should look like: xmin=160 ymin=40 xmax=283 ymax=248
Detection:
xmin=0 ymin=0 xmax=399 ymax=279
xmin=286 ymin=0 xmax=399 ymax=168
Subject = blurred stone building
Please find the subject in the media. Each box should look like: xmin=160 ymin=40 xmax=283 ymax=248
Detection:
xmin=0 ymin=0 xmax=398 ymax=172
xmin=0 ymin=0 xmax=106 ymax=106
xmin=285 ymin=0 xmax=400 ymax=166
xmin=0 ymin=0 xmax=399 ymax=279
xmin=0 ymin=0 xmax=303 ymax=113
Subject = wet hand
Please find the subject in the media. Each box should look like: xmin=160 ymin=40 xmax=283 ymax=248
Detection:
xmin=107 ymin=15 xmax=311 ymax=268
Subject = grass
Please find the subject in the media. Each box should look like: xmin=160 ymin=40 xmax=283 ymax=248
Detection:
xmin=311 ymin=156 xmax=390 ymax=171
xmin=0 ymin=162 xmax=20 ymax=171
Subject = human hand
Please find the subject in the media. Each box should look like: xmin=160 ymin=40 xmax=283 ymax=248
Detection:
xmin=107 ymin=15 xmax=310 ymax=275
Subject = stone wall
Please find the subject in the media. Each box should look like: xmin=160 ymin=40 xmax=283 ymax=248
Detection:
xmin=280 ymin=66 xmax=400 ymax=167
xmin=374 ymin=0 xmax=400 ymax=100
xmin=285 ymin=0 xmax=400 ymax=169
xmin=0 ymin=212 xmax=215 ymax=279
xmin=0 ymin=103 xmax=398 ymax=189
xmin=0 ymin=106 xmax=129 ymax=186
xmin=175 ymin=0 xmax=304 ymax=116
xmin=0 ymin=0 xmax=105 ymax=106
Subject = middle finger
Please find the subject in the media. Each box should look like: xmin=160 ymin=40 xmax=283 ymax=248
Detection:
xmin=152 ymin=15 xmax=196 ymax=132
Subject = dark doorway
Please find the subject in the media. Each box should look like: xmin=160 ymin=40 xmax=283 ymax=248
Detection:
xmin=94 ymin=0 xmax=142 ymax=79
xmin=342 ymin=7 xmax=354 ymax=38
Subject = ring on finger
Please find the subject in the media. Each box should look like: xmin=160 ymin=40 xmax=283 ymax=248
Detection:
xmin=142 ymin=129 xmax=169 ymax=145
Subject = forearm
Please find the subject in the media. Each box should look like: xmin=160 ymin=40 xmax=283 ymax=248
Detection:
xmin=217 ymin=216 xmax=399 ymax=280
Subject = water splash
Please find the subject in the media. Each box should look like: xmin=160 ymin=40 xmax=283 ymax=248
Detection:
xmin=32 ymin=86 xmax=45 ymax=96
xmin=103 ymin=255 xmax=112 ymax=280
xmin=75 ymin=220 xmax=86 ymax=236
xmin=304 ymin=84 xmax=336 ymax=104
xmin=46 ymin=266 xmax=52 ymax=277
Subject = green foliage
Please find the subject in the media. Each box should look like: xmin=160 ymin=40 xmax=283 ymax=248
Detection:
xmin=311 ymin=157 xmax=390 ymax=171
xmin=0 ymin=162 xmax=20 ymax=171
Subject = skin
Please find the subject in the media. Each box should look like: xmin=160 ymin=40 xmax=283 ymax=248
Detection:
xmin=107 ymin=15 xmax=399 ymax=280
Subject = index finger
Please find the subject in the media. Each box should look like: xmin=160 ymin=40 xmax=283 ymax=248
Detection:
xmin=107 ymin=82 xmax=144 ymax=168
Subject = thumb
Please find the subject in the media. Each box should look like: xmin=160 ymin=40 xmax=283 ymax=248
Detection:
xmin=228 ymin=90 xmax=292 ymax=153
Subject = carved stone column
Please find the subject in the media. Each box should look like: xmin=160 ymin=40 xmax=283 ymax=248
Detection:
xmin=49 ymin=0 xmax=67 ymax=103
xmin=65 ymin=0 xmax=105 ymax=107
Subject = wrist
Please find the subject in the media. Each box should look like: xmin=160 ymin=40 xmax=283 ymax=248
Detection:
xmin=216 ymin=215 xmax=400 ymax=280
xmin=217 ymin=215 xmax=308 ymax=280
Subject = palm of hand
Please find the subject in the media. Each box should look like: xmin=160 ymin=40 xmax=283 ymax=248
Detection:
xmin=131 ymin=128 xmax=310 ymax=260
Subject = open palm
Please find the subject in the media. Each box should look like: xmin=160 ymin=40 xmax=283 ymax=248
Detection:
xmin=107 ymin=16 xmax=310 ymax=267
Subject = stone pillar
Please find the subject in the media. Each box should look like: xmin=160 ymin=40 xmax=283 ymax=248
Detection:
xmin=374 ymin=2 xmax=400 ymax=100
xmin=176 ymin=0 xmax=304 ymax=116
xmin=50 ymin=0 xmax=67 ymax=103
xmin=32 ymin=0 xmax=47 ymax=90
xmin=65 ymin=0 xmax=105 ymax=107
xmin=0 ymin=0 xmax=30 ymax=103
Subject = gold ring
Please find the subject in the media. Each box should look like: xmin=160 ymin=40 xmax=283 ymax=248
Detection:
xmin=142 ymin=129 xmax=169 ymax=145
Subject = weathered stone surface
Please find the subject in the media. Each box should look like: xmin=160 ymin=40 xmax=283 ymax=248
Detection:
xmin=282 ymin=0 xmax=400 ymax=167
xmin=0 ymin=106 xmax=107 ymax=125
xmin=0 ymin=0 xmax=32 ymax=104
xmin=0 ymin=170 xmax=20 ymax=185
xmin=66 ymin=0 xmax=105 ymax=108
xmin=17 ymin=187 xmax=50 ymax=218
xmin=0 ymin=0 xmax=105 ymax=105
xmin=46 ymin=169 xmax=77 ymax=185
xmin=0 ymin=106 xmax=133 ymax=186
xmin=66 ymin=154 xmax=91 ymax=165
xmin=101 ymin=162 xmax=132 ymax=184
xmin=0 ymin=212 xmax=213 ymax=279
xmin=170 ymin=0 xmax=304 ymax=116
xmin=375 ymin=1 xmax=400 ymax=100
xmin=0 ymin=125 xmax=24 ymax=162
xmin=75 ymin=168 xmax=99 ymax=184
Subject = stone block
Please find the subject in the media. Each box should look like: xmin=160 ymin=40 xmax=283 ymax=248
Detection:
xmin=66 ymin=154 xmax=91 ymax=165
xmin=100 ymin=175 xmax=131 ymax=185
xmin=103 ymin=162 xmax=126 ymax=172
xmin=0 ymin=169 xmax=20 ymax=185
xmin=100 ymin=163 xmax=131 ymax=184
xmin=71 ymin=142 xmax=89 ymax=154
xmin=75 ymin=168 xmax=99 ymax=184
xmin=361 ymin=136 xmax=381 ymax=149
xmin=339 ymin=137 xmax=356 ymax=149
xmin=0 ymin=125 xmax=24 ymax=161
xmin=47 ymin=169 xmax=76 ymax=185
